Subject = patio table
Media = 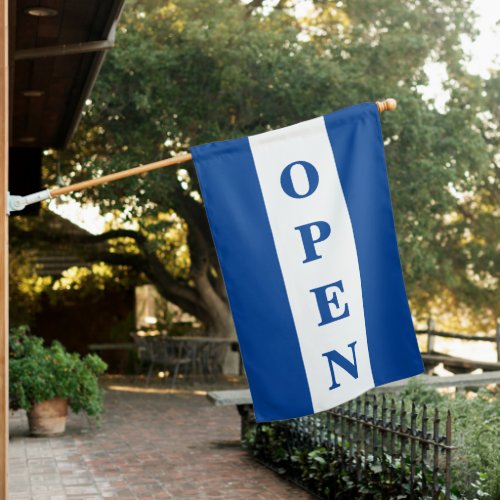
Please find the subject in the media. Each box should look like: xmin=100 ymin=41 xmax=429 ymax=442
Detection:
xmin=165 ymin=336 xmax=239 ymax=378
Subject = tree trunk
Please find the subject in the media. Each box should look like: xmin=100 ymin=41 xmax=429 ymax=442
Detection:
xmin=204 ymin=303 xmax=240 ymax=375
xmin=142 ymin=246 xmax=240 ymax=375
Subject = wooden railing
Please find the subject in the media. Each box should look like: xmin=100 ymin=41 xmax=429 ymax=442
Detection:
xmin=416 ymin=320 xmax=500 ymax=362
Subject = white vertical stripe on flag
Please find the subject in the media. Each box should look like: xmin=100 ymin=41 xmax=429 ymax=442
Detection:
xmin=249 ymin=117 xmax=375 ymax=413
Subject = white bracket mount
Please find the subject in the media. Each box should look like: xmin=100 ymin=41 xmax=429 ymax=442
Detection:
xmin=7 ymin=189 xmax=52 ymax=215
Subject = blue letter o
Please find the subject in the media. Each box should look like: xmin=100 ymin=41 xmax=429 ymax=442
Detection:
xmin=280 ymin=161 xmax=319 ymax=199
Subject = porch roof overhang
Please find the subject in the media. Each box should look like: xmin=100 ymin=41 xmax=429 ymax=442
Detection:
xmin=10 ymin=0 xmax=125 ymax=150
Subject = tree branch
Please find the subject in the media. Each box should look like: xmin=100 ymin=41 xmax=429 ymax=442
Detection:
xmin=92 ymin=249 xmax=211 ymax=322
xmin=91 ymin=229 xmax=147 ymax=245
xmin=10 ymin=225 xmax=146 ymax=249
xmin=89 ymin=251 xmax=147 ymax=269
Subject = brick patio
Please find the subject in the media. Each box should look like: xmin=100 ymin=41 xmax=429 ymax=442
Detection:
xmin=9 ymin=379 xmax=310 ymax=499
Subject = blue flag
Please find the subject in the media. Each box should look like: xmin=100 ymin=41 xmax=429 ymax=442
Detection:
xmin=191 ymin=103 xmax=423 ymax=422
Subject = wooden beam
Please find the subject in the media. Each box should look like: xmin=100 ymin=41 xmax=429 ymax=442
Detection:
xmin=14 ymin=39 xmax=115 ymax=61
xmin=422 ymin=353 xmax=500 ymax=372
xmin=0 ymin=0 xmax=9 ymax=496
xmin=416 ymin=329 xmax=496 ymax=342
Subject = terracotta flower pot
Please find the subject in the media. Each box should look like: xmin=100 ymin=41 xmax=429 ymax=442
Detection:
xmin=27 ymin=397 xmax=69 ymax=436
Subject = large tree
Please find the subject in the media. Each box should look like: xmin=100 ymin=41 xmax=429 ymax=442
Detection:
xmin=39 ymin=0 xmax=498 ymax=334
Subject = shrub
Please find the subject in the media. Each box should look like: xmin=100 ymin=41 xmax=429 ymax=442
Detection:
xmin=9 ymin=326 xmax=108 ymax=418
xmin=402 ymin=381 xmax=499 ymax=499
xmin=246 ymin=421 xmax=443 ymax=498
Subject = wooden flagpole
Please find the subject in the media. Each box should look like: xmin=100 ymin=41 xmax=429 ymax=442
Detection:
xmin=49 ymin=99 xmax=397 ymax=199
xmin=51 ymin=154 xmax=193 ymax=197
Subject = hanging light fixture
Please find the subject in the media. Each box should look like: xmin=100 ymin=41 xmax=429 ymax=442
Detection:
xmin=22 ymin=90 xmax=45 ymax=97
xmin=25 ymin=7 xmax=58 ymax=17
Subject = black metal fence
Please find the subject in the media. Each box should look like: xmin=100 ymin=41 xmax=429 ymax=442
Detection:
xmin=246 ymin=394 xmax=453 ymax=499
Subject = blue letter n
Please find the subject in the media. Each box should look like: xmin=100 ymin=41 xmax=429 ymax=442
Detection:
xmin=322 ymin=341 xmax=359 ymax=390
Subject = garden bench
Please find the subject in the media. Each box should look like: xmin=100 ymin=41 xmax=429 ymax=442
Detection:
xmin=207 ymin=389 xmax=253 ymax=439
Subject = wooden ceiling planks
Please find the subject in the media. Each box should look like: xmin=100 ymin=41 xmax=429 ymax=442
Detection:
xmin=11 ymin=0 xmax=124 ymax=149
xmin=35 ymin=0 xmax=64 ymax=46
xmin=44 ymin=53 xmax=92 ymax=145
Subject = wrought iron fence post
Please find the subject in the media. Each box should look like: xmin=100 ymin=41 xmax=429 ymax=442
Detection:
xmin=355 ymin=398 xmax=362 ymax=480
xmin=348 ymin=400 xmax=354 ymax=470
xmin=421 ymin=404 xmax=429 ymax=497
xmin=400 ymin=401 xmax=407 ymax=487
xmin=339 ymin=404 xmax=345 ymax=468
xmin=432 ymin=408 xmax=441 ymax=499
xmin=389 ymin=398 xmax=397 ymax=483
xmin=409 ymin=401 xmax=417 ymax=499
xmin=372 ymin=395 xmax=379 ymax=466
xmin=380 ymin=395 xmax=387 ymax=475
xmin=445 ymin=410 xmax=452 ymax=500
xmin=363 ymin=397 xmax=370 ymax=474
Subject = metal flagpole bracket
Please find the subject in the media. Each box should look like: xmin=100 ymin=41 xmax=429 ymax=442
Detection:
xmin=7 ymin=189 xmax=52 ymax=215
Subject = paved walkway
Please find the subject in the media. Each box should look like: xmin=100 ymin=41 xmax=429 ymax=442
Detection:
xmin=9 ymin=380 xmax=310 ymax=499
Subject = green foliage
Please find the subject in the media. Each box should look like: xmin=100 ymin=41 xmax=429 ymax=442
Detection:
xmin=401 ymin=380 xmax=500 ymax=498
xmin=443 ymin=390 xmax=500 ymax=499
xmin=402 ymin=381 xmax=500 ymax=497
xmin=8 ymin=249 xmax=52 ymax=327
xmin=400 ymin=377 xmax=446 ymax=406
xmin=246 ymin=422 xmax=446 ymax=498
xmin=45 ymin=0 xmax=499 ymax=329
xmin=9 ymin=326 xmax=107 ymax=417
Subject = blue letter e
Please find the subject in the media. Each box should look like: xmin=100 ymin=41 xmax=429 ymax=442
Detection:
xmin=310 ymin=280 xmax=350 ymax=326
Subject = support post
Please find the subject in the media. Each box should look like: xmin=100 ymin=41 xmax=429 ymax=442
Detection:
xmin=236 ymin=404 xmax=255 ymax=442
xmin=426 ymin=317 xmax=435 ymax=353
xmin=496 ymin=322 xmax=500 ymax=363
xmin=0 ymin=0 xmax=9 ymax=496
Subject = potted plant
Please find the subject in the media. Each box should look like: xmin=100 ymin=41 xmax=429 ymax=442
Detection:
xmin=9 ymin=326 xmax=107 ymax=436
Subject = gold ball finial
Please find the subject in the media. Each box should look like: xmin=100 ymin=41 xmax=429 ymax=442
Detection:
xmin=376 ymin=98 xmax=397 ymax=113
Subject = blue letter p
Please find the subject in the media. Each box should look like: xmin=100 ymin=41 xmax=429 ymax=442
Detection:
xmin=295 ymin=221 xmax=331 ymax=263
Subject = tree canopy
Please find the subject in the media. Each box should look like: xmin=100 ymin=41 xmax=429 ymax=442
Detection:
xmin=40 ymin=0 xmax=498 ymax=333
